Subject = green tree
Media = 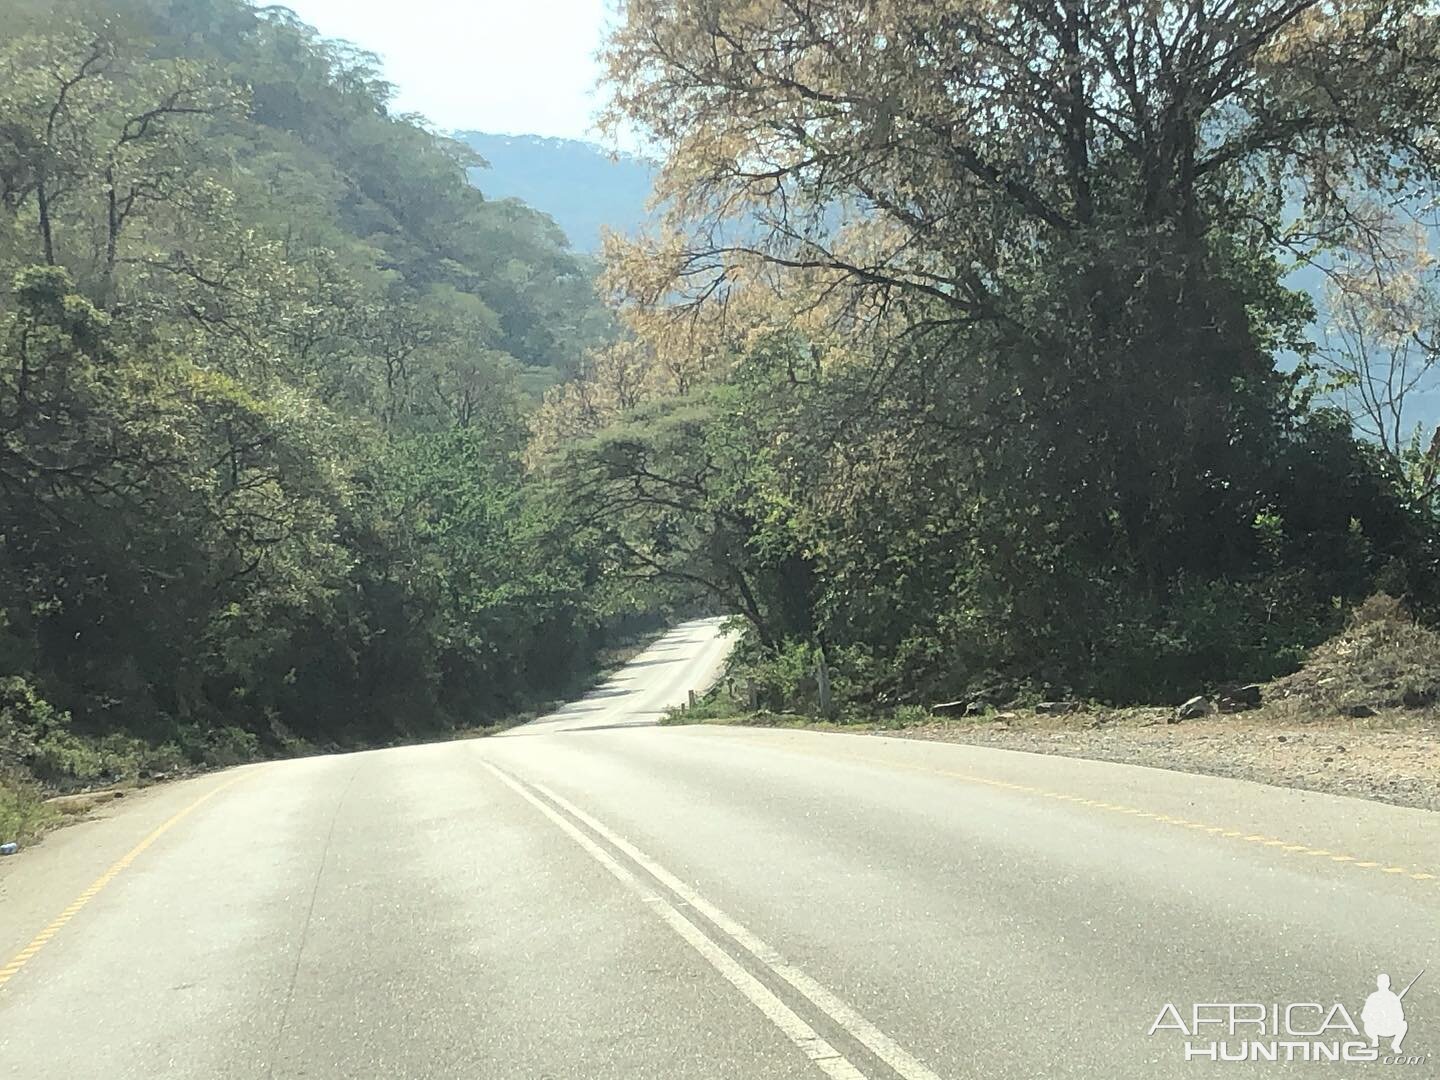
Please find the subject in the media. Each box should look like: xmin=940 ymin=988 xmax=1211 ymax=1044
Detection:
xmin=583 ymin=0 xmax=1440 ymax=703
xmin=0 ymin=0 xmax=618 ymax=771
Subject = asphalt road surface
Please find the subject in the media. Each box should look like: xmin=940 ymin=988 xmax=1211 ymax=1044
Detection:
xmin=2 ymin=617 xmax=1436 ymax=1078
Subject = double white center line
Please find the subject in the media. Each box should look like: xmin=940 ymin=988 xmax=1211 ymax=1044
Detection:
xmin=478 ymin=758 xmax=944 ymax=1080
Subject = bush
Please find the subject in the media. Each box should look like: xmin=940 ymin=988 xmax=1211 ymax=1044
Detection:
xmin=750 ymin=640 xmax=823 ymax=711
xmin=31 ymin=729 xmax=194 ymax=787
xmin=0 ymin=769 xmax=53 ymax=844
xmin=893 ymin=704 xmax=932 ymax=726
xmin=0 ymin=676 xmax=69 ymax=768
xmin=196 ymin=726 xmax=261 ymax=767
xmin=138 ymin=742 xmax=188 ymax=777
xmin=30 ymin=729 xmax=107 ymax=784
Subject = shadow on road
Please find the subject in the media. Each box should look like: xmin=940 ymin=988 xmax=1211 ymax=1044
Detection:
xmin=557 ymin=717 xmax=664 ymax=734
xmin=493 ymin=716 xmax=665 ymax=737
xmin=584 ymin=685 xmax=636 ymax=699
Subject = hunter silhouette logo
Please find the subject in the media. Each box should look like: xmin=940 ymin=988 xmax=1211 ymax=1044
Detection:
xmin=1363 ymin=970 xmax=1422 ymax=1053
xmin=1149 ymin=967 xmax=1427 ymax=1064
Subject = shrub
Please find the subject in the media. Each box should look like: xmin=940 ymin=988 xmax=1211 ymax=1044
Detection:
xmin=138 ymin=742 xmax=188 ymax=777
xmin=31 ymin=729 xmax=174 ymax=786
xmin=0 ymin=676 xmax=69 ymax=768
xmin=0 ymin=769 xmax=53 ymax=844
xmin=891 ymin=704 xmax=933 ymax=727
xmin=197 ymin=726 xmax=261 ymax=767
xmin=30 ymin=730 xmax=106 ymax=784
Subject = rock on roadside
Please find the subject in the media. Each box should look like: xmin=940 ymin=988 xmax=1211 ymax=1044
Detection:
xmin=1173 ymin=695 xmax=1216 ymax=722
xmin=1216 ymin=683 xmax=1263 ymax=713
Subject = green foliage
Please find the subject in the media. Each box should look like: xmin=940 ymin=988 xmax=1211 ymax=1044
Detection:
xmin=659 ymin=692 xmax=744 ymax=725
xmin=0 ymin=770 xmax=53 ymax=845
xmin=546 ymin=337 xmax=823 ymax=646
xmin=890 ymin=706 xmax=932 ymax=728
xmin=6 ymin=0 xmax=1439 ymax=768
xmin=0 ymin=0 xmax=617 ymax=777
xmin=29 ymin=730 xmax=107 ymax=785
xmin=573 ymin=0 xmax=1440 ymax=715
xmin=190 ymin=726 xmax=261 ymax=768
xmin=0 ymin=676 xmax=69 ymax=769
xmin=26 ymin=725 xmax=260 ymax=786
xmin=555 ymin=322 xmax=1440 ymax=711
xmin=336 ymin=0 xmax=1440 ymax=726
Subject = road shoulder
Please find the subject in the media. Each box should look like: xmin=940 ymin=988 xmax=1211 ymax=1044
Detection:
xmin=666 ymin=707 xmax=1440 ymax=813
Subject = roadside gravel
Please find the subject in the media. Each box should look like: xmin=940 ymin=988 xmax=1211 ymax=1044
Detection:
xmin=878 ymin=707 xmax=1440 ymax=811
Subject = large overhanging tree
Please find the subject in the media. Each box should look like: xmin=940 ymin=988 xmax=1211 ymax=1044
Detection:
xmin=601 ymin=1 xmax=1440 ymax=597
xmin=606 ymin=1 xmax=1440 ymax=315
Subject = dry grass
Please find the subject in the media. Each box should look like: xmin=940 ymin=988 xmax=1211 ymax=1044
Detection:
xmin=0 ymin=771 xmax=56 ymax=847
xmin=1268 ymin=594 xmax=1440 ymax=717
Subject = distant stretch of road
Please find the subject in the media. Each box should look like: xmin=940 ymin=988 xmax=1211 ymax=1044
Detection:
xmin=1 ymin=617 xmax=1436 ymax=1078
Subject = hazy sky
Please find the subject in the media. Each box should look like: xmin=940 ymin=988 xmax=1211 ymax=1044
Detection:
xmin=280 ymin=0 xmax=614 ymax=140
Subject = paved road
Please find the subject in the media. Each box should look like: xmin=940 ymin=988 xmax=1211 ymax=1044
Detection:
xmin=1 ymin=617 xmax=1436 ymax=1078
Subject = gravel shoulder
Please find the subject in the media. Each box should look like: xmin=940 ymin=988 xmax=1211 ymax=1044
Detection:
xmin=875 ymin=706 xmax=1440 ymax=812
xmin=677 ymin=600 xmax=1440 ymax=811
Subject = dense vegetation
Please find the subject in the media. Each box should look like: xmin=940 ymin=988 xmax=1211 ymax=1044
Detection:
xmin=0 ymin=0 xmax=620 ymax=787
xmin=7 ymin=0 xmax=1440 ymax=807
xmin=535 ymin=0 xmax=1440 ymax=712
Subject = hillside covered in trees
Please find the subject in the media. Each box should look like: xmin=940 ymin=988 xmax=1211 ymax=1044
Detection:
xmin=0 ymin=0 xmax=620 ymax=786
xmin=6 ymin=0 xmax=1440 ymax=807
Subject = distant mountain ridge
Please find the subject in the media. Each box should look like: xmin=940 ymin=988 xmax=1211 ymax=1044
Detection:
xmin=454 ymin=131 xmax=655 ymax=252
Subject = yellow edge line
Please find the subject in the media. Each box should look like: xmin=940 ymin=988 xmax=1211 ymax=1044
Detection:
xmin=821 ymin=749 xmax=1438 ymax=886
xmin=0 ymin=773 xmax=249 ymax=991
